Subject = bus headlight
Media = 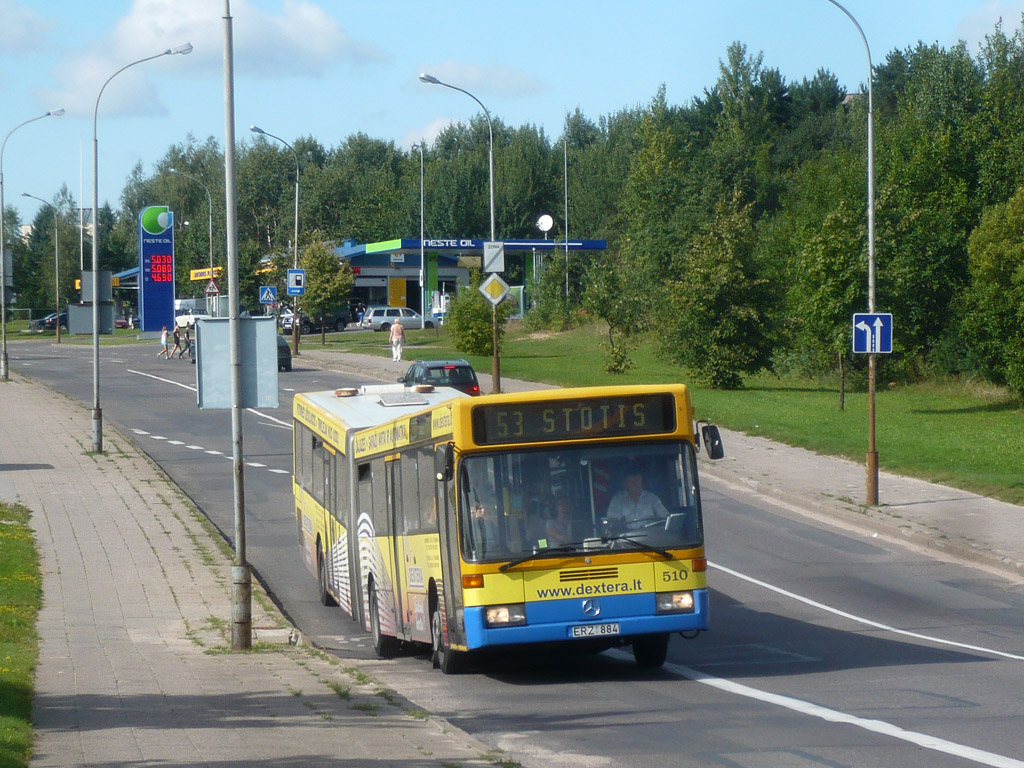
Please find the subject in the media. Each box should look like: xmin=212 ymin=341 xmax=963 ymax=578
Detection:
xmin=484 ymin=603 xmax=527 ymax=627
xmin=656 ymin=591 xmax=695 ymax=614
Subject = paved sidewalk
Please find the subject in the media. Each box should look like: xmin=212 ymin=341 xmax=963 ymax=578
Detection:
xmin=0 ymin=374 xmax=501 ymax=768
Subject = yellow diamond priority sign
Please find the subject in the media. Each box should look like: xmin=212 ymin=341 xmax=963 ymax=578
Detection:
xmin=479 ymin=273 xmax=510 ymax=306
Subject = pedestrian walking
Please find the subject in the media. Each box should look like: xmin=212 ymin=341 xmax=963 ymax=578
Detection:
xmin=179 ymin=325 xmax=192 ymax=359
xmin=171 ymin=326 xmax=183 ymax=359
xmin=157 ymin=326 xmax=170 ymax=359
xmin=389 ymin=318 xmax=405 ymax=362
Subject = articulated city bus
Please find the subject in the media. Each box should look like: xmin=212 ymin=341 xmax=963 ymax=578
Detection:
xmin=293 ymin=383 xmax=724 ymax=673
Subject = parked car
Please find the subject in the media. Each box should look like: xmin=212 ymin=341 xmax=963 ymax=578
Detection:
xmin=280 ymin=307 xmax=351 ymax=334
xmin=398 ymin=359 xmax=480 ymax=396
xmin=277 ymin=334 xmax=292 ymax=371
xmin=175 ymin=313 xmax=212 ymax=329
xmin=41 ymin=311 xmax=68 ymax=331
xmin=360 ymin=306 xmax=433 ymax=331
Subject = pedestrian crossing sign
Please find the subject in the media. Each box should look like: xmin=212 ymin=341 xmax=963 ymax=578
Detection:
xmin=259 ymin=285 xmax=277 ymax=305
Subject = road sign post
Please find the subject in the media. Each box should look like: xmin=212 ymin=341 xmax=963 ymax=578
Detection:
xmin=852 ymin=312 xmax=893 ymax=507
xmin=286 ymin=269 xmax=305 ymax=356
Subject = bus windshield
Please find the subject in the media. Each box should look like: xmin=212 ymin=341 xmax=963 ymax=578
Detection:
xmin=458 ymin=441 xmax=702 ymax=563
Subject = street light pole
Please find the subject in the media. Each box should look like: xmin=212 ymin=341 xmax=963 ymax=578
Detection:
xmin=419 ymin=73 xmax=501 ymax=391
xmin=250 ymin=125 xmax=300 ymax=355
xmin=91 ymin=43 xmax=192 ymax=453
xmin=21 ymin=193 xmax=62 ymax=344
xmin=1 ymin=108 xmax=64 ymax=380
xmin=169 ymin=168 xmax=214 ymax=271
xmin=826 ymin=0 xmax=878 ymax=506
xmin=414 ymin=143 xmax=425 ymax=329
xmin=169 ymin=168 xmax=215 ymax=314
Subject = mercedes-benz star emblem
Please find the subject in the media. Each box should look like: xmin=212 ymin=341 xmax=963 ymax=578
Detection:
xmin=582 ymin=599 xmax=601 ymax=617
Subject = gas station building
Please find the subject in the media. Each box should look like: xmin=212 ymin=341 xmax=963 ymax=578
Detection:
xmin=338 ymin=237 xmax=606 ymax=317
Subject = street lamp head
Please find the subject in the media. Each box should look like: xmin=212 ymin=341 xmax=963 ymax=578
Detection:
xmin=48 ymin=108 xmax=66 ymax=117
xmin=168 ymin=43 xmax=193 ymax=56
xmin=169 ymin=167 xmax=180 ymax=174
xmin=250 ymin=125 xmax=265 ymax=135
xmin=419 ymin=73 xmax=442 ymax=85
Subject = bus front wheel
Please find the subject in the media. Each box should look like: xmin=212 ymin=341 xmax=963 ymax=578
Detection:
xmin=369 ymin=581 xmax=399 ymax=659
xmin=430 ymin=606 xmax=463 ymax=674
xmin=632 ymin=633 xmax=669 ymax=668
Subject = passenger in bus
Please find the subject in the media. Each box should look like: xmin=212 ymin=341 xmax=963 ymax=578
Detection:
xmin=606 ymin=466 xmax=668 ymax=531
xmin=470 ymin=496 xmax=500 ymax=552
xmin=545 ymin=496 xmax=575 ymax=545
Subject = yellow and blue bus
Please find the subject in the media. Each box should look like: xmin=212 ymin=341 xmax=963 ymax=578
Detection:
xmin=293 ymin=383 xmax=723 ymax=672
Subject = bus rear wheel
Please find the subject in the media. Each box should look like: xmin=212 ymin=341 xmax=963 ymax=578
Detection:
xmin=430 ymin=605 xmax=463 ymax=674
xmin=369 ymin=581 xmax=399 ymax=659
xmin=317 ymin=548 xmax=337 ymax=607
xmin=632 ymin=633 xmax=669 ymax=668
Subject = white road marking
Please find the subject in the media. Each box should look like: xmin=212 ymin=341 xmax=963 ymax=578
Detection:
xmin=644 ymin=654 xmax=1024 ymax=768
xmin=127 ymin=368 xmax=293 ymax=430
xmin=150 ymin=435 xmax=167 ymax=441
xmin=205 ymin=450 xmax=223 ymax=455
xmin=168 ymin=440 xmax=184 ymax=445
xmin=709 ymin=561 xmax=1024 ymax=662
xmin=268 ymin=468 xmax=290 ymax=474
xmin=132 ymin=429 xmax=150 ymax=435
xmin=246 ymin=462 xmax=266 ymax=468
xmin=186 ymin=445 xmax=204 ymax=450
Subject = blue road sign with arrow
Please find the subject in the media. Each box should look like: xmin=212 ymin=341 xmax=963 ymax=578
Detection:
xmin=852 ymin=313 xmax=893 ymax=354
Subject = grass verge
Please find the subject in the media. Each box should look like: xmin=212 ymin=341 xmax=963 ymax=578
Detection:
xmin=318 ymin=321 xmax=1024 ymax=506
xmin=0 ymin=502 xmax=41 ymax=768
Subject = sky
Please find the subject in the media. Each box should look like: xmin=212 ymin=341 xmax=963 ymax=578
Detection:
xmin=4 ymin=0 xmax=1024 ymax=231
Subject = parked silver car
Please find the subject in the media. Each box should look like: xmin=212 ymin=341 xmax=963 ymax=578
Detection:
xmin=359 ymin=306 xmax=433 ymax=331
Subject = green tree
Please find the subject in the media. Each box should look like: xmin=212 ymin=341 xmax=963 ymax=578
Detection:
xmin=662 ymin=194 xmax=773 ymax=389
xmin=960 ymin=185 xmax=1024 ymax=398
xmin=582 ymin=254 xmax=643 ymax=373
xmin=446 ymin=270 xmax=515 ymax=356
xmin=301 ymin=237 xmax=354 ymax=345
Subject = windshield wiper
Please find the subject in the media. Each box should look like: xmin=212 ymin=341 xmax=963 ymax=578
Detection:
xmin=604 ymin=534 xmax=674 ymax=561
xmin=499 ymin=543 xmax=582 ymax=572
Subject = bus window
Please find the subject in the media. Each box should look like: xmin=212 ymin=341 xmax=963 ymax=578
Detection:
xmin=458 ymin=442 xmax=702 ymax=561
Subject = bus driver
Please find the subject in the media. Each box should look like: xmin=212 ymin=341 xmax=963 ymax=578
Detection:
xmin=606 ymin=465 xmax=668 ymax=531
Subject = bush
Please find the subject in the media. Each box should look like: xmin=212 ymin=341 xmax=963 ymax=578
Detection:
xmin=446 ymin=274 xmax=516 ymax=356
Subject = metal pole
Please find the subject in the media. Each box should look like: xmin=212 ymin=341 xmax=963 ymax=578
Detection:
xmin=250 ymin=126 xmax=300 ymax=355
xmin=223 ymin=0 xmax=251 ymax=650
xmin=564 ymin=137 xmax=569 ymax=301
xmin=91 ymin=44 xmax=192 ymax=453
xmin=418 ymin=74 xmax=500 ymax=391
xmin=1 ymin=110 xmax=64 ymax=381
xmin=826 ymin=0 xmax=878 ymax=505
xmin=169 ymin=168 xmax=215 ymax=313
xmin=417 ymin=144 xmax=425 ymax=329
xmin=292 ymin=158 xmax=299 ymax=354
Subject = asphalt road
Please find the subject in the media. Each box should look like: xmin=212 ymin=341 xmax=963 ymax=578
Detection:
xmin=10 ymin=336 xmax=1024 ymax=768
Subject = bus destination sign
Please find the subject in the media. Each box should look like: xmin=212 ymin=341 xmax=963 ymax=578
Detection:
xmin=471 ymin=393 xmax=676 ymax=445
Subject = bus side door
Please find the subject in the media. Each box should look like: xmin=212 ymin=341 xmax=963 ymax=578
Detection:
xmin=386 ymin=457 xmax=407 ymax=639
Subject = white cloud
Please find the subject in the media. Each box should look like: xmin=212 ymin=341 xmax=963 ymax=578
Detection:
xmin=400 ymin=117 xmax=457 ymax=150
xmin=0 ymin=0 xmax=52 ymax=53
xmin=417 ymin=60 xmax=546 ymax=101
xmin=955 ymin=1 xmax=1024 ymax=51
xmin=37 ymin=0 xmax=387 ymax=118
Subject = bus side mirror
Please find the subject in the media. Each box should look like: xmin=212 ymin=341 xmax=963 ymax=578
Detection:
xmin=700 ymin=424 xmax=725 ymax=460
xmin=435 ymin=442 xmax=454 ymax=481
